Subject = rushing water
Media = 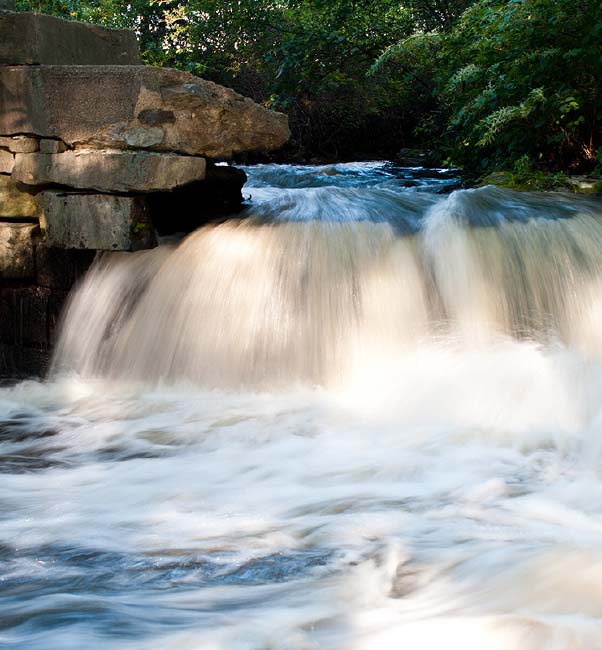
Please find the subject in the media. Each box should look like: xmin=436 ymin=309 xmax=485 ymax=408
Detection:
xmin=3 ymin=162 xmax=602 ymax=649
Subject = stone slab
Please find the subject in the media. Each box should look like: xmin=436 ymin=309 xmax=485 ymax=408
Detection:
xmin=13 ymin=150 xmax=207 ymax=193
xmin=38 ymin=191 xmax=156 ymax=251
xmin=0 ymin=65 xmax=289 ymax=158
xmin=0 ymin=222 xmax=37 ymax=279
xmin=0 ymin=174 xmax=39 ymax=218
xmin=0 ymin=149 xmax=13 ymax=174
xmin=0 ymin=11 xmax=141 ymax=65
xmin=0 ymin=135 xmax=39 ymax=153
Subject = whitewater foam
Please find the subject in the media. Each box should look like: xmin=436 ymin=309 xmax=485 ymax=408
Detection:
xmin=2 ymin=164 xmax=602 ymax=649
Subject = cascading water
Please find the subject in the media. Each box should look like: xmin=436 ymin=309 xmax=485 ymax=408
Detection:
xmin=2 ymin=162 xmax=602 ymax=649
xmin=52 ymin=171 xmax=602 ymax=385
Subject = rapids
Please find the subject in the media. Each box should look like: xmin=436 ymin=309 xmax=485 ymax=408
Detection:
xmin=2 ymin=162 xmax=602 ymax=649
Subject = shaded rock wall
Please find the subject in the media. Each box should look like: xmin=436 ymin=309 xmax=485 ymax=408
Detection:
xmin=0 ymin=9 xmax=290 ymax=376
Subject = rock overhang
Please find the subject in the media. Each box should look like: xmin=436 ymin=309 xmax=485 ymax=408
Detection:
xmin=0 ymin=65 xmax=290 ymax=160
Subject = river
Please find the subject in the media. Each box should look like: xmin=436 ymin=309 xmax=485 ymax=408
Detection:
xmin=2 ymin=162 xmax=602 ymax=649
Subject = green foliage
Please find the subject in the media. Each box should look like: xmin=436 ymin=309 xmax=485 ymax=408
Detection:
xmin=372 ymin=0 xmax=602 ymax=172
xmin=14 ymin=0 xmax=602 ymax=169
xmin=265 ymin=0 xmax=414 ymax=157
xmin=370 ymin=1 xmax=477 ymax=159
xmin=440 ymin=0 xmax=602 ymax=172
xmin=505 ymin=155 xmax=571 ymax=191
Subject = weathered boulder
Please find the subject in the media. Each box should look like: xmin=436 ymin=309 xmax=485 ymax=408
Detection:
xmin=38 ymin=191 xmax=156 ymax=251
xmin=0 ymin=65 xmax=290 ymax=158
xmin=0 ymin=10 xmax=140 ymax=65
xmin=0 ymin=175 xmax=39 ymax=218
xmin=0 ymin=150 xmax=13 ymax=174
xmin=0 ymin=222 xmax=37 ymax=279
xmin=13 ymin=150 xmax=207 ymax=193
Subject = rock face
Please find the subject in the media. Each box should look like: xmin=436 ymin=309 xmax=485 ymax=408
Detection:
xmin=39 ymin=192 xmax=155 ymax=251
xmin=0 ymin=174 xmax=39 ymax=218
xmin=40 ymin=139 xmax=68 ymax=154
xmin=0 ymin=65 xmax=289 ymax=158
xmin=0 ymin=5 xmax=289 ymax=376
xmin=0 ymin=149 xmax=13 ymax=174
xmin=0 ymin=11 xmax=141 ymax=65
xmin=0 ymin=222 xmax=37 ymax=279
xmin=0 ymin=135 xmax=39 ymax=153
xmin=13 ymin=151 xmax=207 ymax=193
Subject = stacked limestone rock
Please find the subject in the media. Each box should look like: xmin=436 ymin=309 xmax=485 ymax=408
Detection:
xmin=0 ymin=3 xmax=289 ymax=373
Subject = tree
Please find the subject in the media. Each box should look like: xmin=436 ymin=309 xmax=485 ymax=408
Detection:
xmin=16 ymin=0 xmax=417 ymax=159
xmin=441 ymin=0 xmax=602 ymax=172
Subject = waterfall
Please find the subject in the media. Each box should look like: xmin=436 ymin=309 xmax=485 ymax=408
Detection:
xmin=4 ymin=163 xmax=602 ymax=650
xmin=52 ymin=172 xmax=602 ymax=387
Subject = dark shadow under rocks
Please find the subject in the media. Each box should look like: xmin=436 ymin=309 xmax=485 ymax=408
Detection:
xmin=148 ymin=164 xmax=247 ymax=236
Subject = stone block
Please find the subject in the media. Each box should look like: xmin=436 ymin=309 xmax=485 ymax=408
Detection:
xmin=39 ymin=139 xmax=67 ymax=154
xmin=38 ymin=191 xmax=156 ymax=251
xmin=0 ymin=222 xmax=37 ymax=279
xmin=0 ymin=65 xmax=290 ymax=158
xmin=0 ymin=11 xmax=140 ymax=65
xmin=0 ymin=135 xmax=40 ymax=154
xmin=0 ymin=149 xmax=13 ymax=174
xmin=13 ymin=150 xmax=207 ymax=193
xmin=0 ymin=175 xmax=39 ymax=218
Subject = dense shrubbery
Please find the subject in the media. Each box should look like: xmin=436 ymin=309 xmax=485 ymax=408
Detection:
xmin=16 ymin=0 xmax=602 ymax=172
xmin=375 ymin=0 xmax=602 ymax=173
xmin=442 ymin=0 xmax=602 ymax=172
